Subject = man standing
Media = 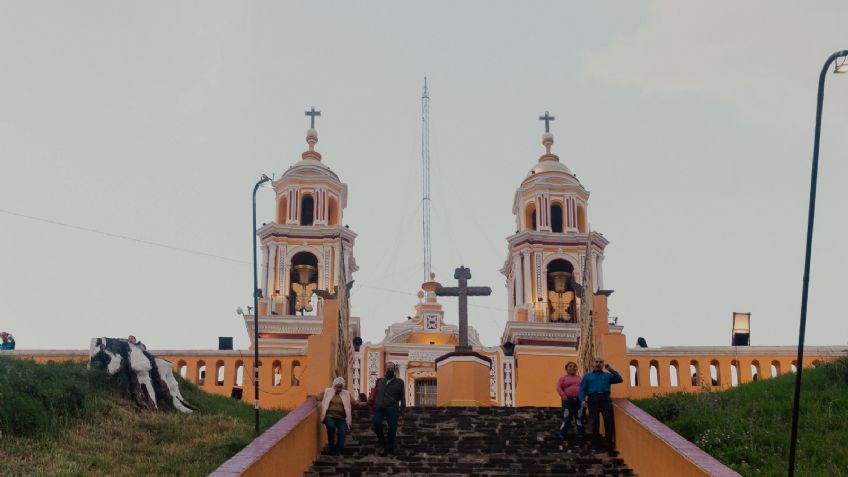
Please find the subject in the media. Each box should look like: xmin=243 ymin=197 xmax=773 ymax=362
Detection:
xmin=371 ymin=361 xmax=406 ymax=456
xmin=579 ymin=356 xmax=623 ymax=453
xmin=556 ymin=361 xmax=583 ymax=437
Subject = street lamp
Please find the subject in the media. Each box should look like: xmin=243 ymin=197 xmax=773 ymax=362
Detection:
xmin=252 ymin=173 xmax=272 ymax=436
xmin=788 ymin=49 xmax=848 ymax=477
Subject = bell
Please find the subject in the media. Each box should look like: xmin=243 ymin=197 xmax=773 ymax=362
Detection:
xmin=293 ymin=264 xmax=317 ymax=285
xmin=549 ymin=271 xmax=571 ymax=294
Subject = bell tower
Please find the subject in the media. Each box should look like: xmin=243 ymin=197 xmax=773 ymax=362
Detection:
xmin=246 ymin=108 xmax=359 ymax=350
xmin=500 ymin=112 xmax=612 ymax=347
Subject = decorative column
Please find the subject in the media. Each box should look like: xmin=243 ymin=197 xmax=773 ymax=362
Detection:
xmin=260 ymin=245 xmax=270 ymax=298
xmin=512 ymin=257 xmax=523 ymax=306
xmin=264 ymin=245 xmax=276 ymax=303
xmin=521 ymin=250 xmax=532 ymax=309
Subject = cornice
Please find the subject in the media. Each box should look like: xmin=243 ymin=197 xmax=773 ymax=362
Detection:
xmin=505 ymin=230 xmax=610 ymax=250
xmin=626 ymin=346 xmax=848 ymax=357
xmin=257 ymin=224 xmax=358 ymax=243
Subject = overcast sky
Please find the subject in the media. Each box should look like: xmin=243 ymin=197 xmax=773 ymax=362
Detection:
xmin=2 ymin=1 xmax=847 ymax=351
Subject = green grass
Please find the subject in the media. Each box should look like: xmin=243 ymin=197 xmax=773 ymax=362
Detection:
xmin=0 ymin=356 xmax=286 ymax=476
xmin=633 ymin=357 xmax=848 ymax=477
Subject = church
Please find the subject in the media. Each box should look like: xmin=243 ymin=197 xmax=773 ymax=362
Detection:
xmin=228 ymin=108 xmax=839 ymax=410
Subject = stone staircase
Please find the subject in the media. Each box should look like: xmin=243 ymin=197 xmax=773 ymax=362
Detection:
xmin=305 ymin=407 xmax=635 ymax=477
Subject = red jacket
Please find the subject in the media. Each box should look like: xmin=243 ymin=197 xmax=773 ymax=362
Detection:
xmin=556 ymin=374 xmax=582 ymax=399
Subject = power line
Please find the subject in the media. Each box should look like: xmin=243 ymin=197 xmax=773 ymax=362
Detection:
xmin=1 ymin=206 xmax=506 ymax=312
xmin=0 ymin=207 xmax=250 ymax=265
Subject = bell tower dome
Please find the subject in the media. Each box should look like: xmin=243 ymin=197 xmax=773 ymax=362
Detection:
xmin=500 ymin=112 xmax=611 ymax=347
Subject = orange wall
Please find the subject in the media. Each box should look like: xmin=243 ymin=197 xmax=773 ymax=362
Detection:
xmin=622 ymin=353 xmax=836 ymax=400
xmin=210 ymin=397 xmax=324 ymax=477
xmin=436 ymin=358 xmax=491 ymax=406
xmin=513 ymin=351 xmax=576 ymax=407
xmin=613 ymin=399 xmax=741 ymax=477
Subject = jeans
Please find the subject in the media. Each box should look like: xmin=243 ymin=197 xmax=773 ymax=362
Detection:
xmin=372 ymin=406 xmax=399 ymax=452
xmin=324 ymin=417 xmax=347 ymax=455
xmin=587 ymin=393 xmax=615 ymax=449
xmin=560 ymin=397 xmax=584 ymax=437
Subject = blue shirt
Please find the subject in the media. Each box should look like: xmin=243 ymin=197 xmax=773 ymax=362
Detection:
xmin=578 ymin=368 xmax=623 ymax=401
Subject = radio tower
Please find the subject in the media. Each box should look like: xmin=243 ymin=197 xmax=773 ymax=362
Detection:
xmin=421 ymin=77 xmax=432 ymax=281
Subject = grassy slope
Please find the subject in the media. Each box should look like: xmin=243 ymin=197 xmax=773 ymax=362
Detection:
xmin=634 ymin=357 xmax=848 ymax=477
xmin=0 ymin=357 xmax=285 ymax=477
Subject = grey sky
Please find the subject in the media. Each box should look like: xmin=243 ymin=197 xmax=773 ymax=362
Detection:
xmin=1 ymin=1 xmax=846 ymax=350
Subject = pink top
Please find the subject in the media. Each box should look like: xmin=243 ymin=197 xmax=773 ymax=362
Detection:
xmin=556 ymin=374 xmax=582 ymax=399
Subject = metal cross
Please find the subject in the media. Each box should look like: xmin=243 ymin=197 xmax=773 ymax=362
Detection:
xmin=436 ymin=266 xmax=492 ymax=352
xmin=539 ymin=111 xmax=555 ymax=133
xmin=305 ymin=106 xmax=321 ymax=128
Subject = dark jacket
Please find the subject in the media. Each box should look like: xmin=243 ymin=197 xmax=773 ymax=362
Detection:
xmin=373 ymin=377 xmax=406 ymax=411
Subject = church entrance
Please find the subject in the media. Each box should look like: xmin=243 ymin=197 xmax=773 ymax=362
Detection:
xmin=415 ymin=379 xmax=437 ymax=406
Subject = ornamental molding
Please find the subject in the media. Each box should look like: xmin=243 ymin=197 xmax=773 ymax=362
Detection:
xmin=626 ymin=346 xmax=848 ymax=358
xmin=408 ymin=350 xmax=447 ymax=362
xmin=502 ymin=321 xmax=580 ymax=343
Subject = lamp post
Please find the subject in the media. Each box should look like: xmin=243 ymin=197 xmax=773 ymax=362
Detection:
xmin=788 ymin=50 xmax=848 ymax=477
xmin=252 ymin=173 xmax=272 ymax=436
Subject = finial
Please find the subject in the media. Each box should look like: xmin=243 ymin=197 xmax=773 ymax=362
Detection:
xmin=430 ymin=271 xmax=436 ymax=280
xmin=542 ymin=132 xmax=554 ymax=155
xmin=302 ymin=107 xmax=322 ymax=161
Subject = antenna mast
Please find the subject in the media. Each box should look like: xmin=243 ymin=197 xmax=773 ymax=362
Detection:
xmin=421 ymin=77 xmax=432 ymax=281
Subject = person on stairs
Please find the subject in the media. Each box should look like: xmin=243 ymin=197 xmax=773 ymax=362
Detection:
xmin=370 ymin=361 xmax=406 ymax=456
xmin=579 ymin=356 xmax=623 ymax=454
xmin=556 ymin=361 xmax=584 ymax=438
xmin=319 ymin=377 xmax=353 ymax=456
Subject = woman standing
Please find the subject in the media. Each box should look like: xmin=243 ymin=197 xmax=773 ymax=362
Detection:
xmin=319 ymin=377 xmax=353 ymax=456
xmin=556 ymin=361 xmax=583 ymax=437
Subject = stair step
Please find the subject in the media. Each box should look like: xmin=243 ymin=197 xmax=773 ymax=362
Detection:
xmin=306 ymin=407 xmax=635 ymax=476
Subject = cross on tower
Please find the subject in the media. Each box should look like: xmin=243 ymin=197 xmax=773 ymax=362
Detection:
xmin=305 ymin=106 xmax=321 ymax=128
xmin=539 ymin=111 xmax=555 ymax=133
xmin=436 ymin=266 xmax=492 ymax=352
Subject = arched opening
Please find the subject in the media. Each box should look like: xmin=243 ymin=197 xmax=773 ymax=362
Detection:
xmin=690 ymin=360 xmax=700 ymax=386
xmin=272 ymin=360 xmax=283 ymax=386
xmin=750 ymin=360 xmax=760 ymax=382
xmin=177 ymin=360 xmax=188 ymax=379
xmin=235 ymin=360 xmax=244 ymax=387
xmin=289 ymin=252 xmax=319 ymax=315
xmin=215 ymin=360 xmax=225 ymax=386
xmin=525 ymin=203 xmax=537 ymax=231
xmin=709 ymin=360 xmax=720 ymax=386
xmin=791 ymin=360 xmax=798 ymax=374
xmin=291 ymin=360 xmax=302 ymax=386
xmin=771 ymin=360 xmax=780 ymax=378
xmin=551 ymin=203 xmax=564 ymax=233
xmin=812 ymin=359 xmax=822 ymax=368
xmin=277 ymin=196 xmax=288 ymax=224
xmin=649 ymin=360 xmax=660 ymax=387
xmin=327 ymin=196 xmax=339 ymax=226
xmin=730 ymin=360 xmax=739 ymax=387
xmin=197 ymin=360 xmax=206 ymax=386
xmin=300 ymin=195 xmax=314 ymax=226
xmin=669 ymin=360 xmax=679 ymax=387
xmin=546 ymin=259 xmax=576 ymax=322
xmin=629 ymin=360 xmax=640 ymax=387
xmin=576 ymin=205 xmax=587 ymax=233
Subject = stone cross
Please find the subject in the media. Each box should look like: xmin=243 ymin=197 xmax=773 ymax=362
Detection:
xmin=436 ymin=266 xmax=491 ymax=352
xmin=539 ymin=110 xmax=555 ymax=133
xmin=305 ymin=106 xmax=321 ymax=128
